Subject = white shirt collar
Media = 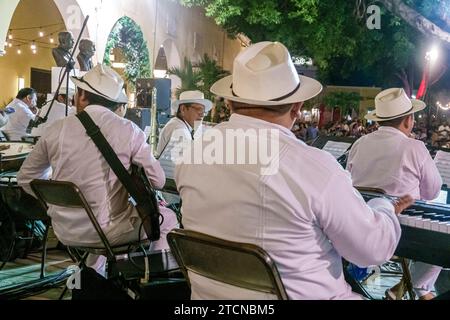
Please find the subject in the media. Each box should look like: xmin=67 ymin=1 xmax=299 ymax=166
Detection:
xmin=229 ymin=113 xmax=296 ymax=138
xmin=173 ymin=117 xmax=193 ymax=131
xmin=13 ymin=98 xmax=29 ymax=109
xmin=378 ymin=126 xmax=409 ymax=138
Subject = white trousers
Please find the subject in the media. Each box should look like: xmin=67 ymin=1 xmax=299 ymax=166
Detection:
xmin=410 ymin=261 xmax=442 ymax=297
xmin=86 ymin=206 xmax=179 ymax=276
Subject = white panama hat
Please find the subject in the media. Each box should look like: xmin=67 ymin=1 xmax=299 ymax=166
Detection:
xmin=211 ymin=41 xmax=323 ymax=106
xmin=171 ymin=90 xmax=213 ymax=115
xmin=71 ymin=64 xmax=128 ymax=104
xmin=366 ymin=88 xmax=426 ymax=122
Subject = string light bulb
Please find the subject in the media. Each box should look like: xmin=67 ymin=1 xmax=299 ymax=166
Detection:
xmin=8 ymin=42 xmax=12 ymax=48
xmin=8 ymin=34 xmax=13 ymax=40
xmin=17 ymin=49 xmax=21 ymax=55
xmin=30 ymin=42 xmax=37 ymax=50
xmin=49 ymin=37 xmax=54 ymax=44
xmin=32 ymin=49 xmax=37 ymax=54
xmin=39 ymin=30 xmax=44 ymax=37
xmin=437 ymin=101 xmax=450 ymax=111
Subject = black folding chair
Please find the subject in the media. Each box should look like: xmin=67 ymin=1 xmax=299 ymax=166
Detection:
xmin=168 ymin=229 xmax=288 ymax=300
xmin=0 ymin=180 xmax=50 ymax=278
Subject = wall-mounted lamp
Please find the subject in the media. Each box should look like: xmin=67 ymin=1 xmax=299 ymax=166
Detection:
xmin=18 ymin=77 xmax=25 ymax=91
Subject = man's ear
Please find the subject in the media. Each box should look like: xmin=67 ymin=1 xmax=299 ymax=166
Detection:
xmin=406 ymin=114 xmax=414 ymax=129
xmin=291 ymin=102 xmax=304 ymax=119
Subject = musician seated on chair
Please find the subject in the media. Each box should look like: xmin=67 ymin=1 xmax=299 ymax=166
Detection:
xmin=17 ymin=64 xmax=178 ymax=275
xmin=156 ymin=91 xmax=213 ymax=158
xmin=346 ymin=88 xmax=442 ymax=300
xmin=175 ymin=41 xmax=414 ymax=300
xmin=3 ymin=88 xmax=38 ymax=141
xmin=30 ymin=89 xmax=76 ymax=137
xmin=0 ymin=107 xmax=12 ymax=129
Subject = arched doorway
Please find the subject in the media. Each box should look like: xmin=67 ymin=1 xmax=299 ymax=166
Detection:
xmin=103 ymin=16 xmax=151 ymax=103
xmin=0 ymin=0 xmax=68 ymax=104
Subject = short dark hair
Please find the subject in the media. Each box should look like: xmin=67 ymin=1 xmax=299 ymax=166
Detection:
xmin=230 ymin=101 xmax=294 ymax=115
xmin=378 ymin=114 xmax=411 ymax=128
xmin=79 ymin=89 xmax=121 ymax=112
xmin=16 ymin=88 xmax=36 ymax=100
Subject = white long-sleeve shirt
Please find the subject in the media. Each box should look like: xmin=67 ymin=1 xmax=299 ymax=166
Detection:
xmin=156 ymin=117 xmax=203 ymax=158
xmin=31 ymin=100 xmax=76 ymax=137
xmin=175 ymin=114 xmax=401 ymax=300
xmin=347 ymin=126 xmax=442 ymax=200
xmin=18 ymin=105 xmax=166 ymax=246
xmin=3 ymin=99 xmax=36 ymax=141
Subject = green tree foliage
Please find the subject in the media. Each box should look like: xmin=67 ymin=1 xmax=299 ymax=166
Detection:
xmin=167 ymin=57 xmax=202 ymax=99
xmin=196 ymin=54 xmax=230 ymax=101
xmin=168 ymin=55 xmax=230 ymax=122
xmin=323 ymin=92 xmax=362 ymax=117
xmin=103 ymin=16 xmax=151 ymax=91
xmin=168 ymin=55 xmax=229 ymax=99
xmin=180 ymin=0 xmax=446 ymax=91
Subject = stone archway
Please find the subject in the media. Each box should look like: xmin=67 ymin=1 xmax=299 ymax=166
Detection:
xmin=102 ymin=16 xmax=152 ymax=107
xmin=0 ymin=0 xmax=90 ymax=57
xmin=0 ymin=0 xmax=73 ymax=102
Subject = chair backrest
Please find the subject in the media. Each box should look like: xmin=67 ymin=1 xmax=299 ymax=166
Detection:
xmin=30 ymin=179 xmax=115 ymax=259
xmin=0 ymin=183 xmax=49 ymax=221
xmin=167 ymin=229 xmax=288 ymax=300
xmin=355 ymin=186 xmax=386 ymax=195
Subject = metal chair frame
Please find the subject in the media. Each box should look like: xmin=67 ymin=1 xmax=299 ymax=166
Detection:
xmin=355 ymin=186 xmax=415 ymax=300
xmin=30 ymin=179 xmax=152 ymax=300
xmin=0 ymin=181 xmax=50 ymax=278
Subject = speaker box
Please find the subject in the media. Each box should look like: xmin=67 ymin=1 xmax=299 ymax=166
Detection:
xmin=136 ymin=78 xmax=172 ymax=114
xmin=125 ymin=108 xmax=151 ymax=132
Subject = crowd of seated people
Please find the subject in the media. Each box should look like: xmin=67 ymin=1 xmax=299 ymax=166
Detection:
xmin=292 ymin=115 xmax=450 ymax=148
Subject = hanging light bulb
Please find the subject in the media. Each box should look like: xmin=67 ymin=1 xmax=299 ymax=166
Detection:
xmin=39 ymin=29 xmax=44 ymax=37
xmin=32 ymin=49 xmax=37 ymax=54
xmin=30 ymin=42 xmax=37 ymax=50
xmin=8 ymin=34 xmax=13 ymax=40
xmin=8 ymin=42 xmax=12 ymax=48
xmin=17 ymin=49 xmax=22 ymax=55
xmin=49 ymin=37 xmax=54 ymax=44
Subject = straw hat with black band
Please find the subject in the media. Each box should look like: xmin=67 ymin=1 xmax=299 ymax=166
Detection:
xmin=71 ymin=64 xmax=128 ymax=104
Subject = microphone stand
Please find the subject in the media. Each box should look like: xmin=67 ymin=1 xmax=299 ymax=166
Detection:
xmin=28 ymin=15 xmax=90 ymax=132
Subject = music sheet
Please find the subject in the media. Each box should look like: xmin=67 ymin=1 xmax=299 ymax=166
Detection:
xmin=322 ymin=141 xmax=352 ymax=159
xmin=434 ymin=150 xmax=450 ymax=187
xmin=159 ymin=139 xmax=184 ymax=180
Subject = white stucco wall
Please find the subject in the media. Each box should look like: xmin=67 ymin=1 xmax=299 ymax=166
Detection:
xmin=0 ymin=0 xmax=21 ymax=55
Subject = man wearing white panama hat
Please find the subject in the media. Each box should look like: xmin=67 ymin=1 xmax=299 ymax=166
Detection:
xmin=30 ymin=88 xmax=76 ymax=137
xmin=156 ymin=90 xmax=212 ymax=158
xmin=347 ymin=88 xmax=442 ymax=300
xmin=175 ymin=41 xmax=413 ymax=300
xmin=18 ymin=64 xmax=178 ymax=275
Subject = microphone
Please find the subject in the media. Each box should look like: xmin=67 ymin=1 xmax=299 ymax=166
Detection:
xmin=27 ymin=116 xmax=47 ymax=133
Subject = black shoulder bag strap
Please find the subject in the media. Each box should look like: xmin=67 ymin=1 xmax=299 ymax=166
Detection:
xmin=76 ymin=111 xmax=160 ymax=241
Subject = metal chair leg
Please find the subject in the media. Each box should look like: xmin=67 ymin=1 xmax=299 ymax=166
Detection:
xmin=0 ymin=238 xmax=15 ymax=271
xmin=40 ymin=223 xmax=50 ymax=279
xmin=59 ymin=286 xmax=68 ymax=300
xmin=400 ymin=258 xmax=416 ymax=300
